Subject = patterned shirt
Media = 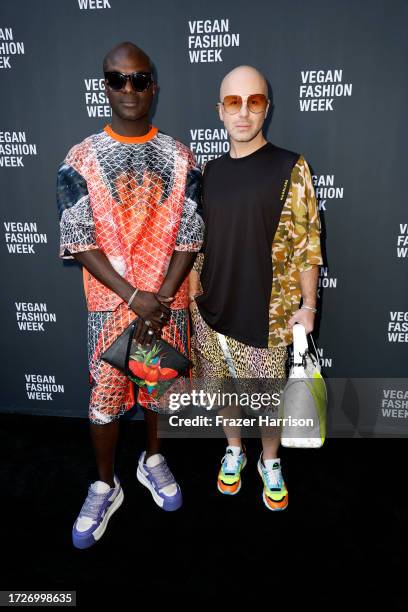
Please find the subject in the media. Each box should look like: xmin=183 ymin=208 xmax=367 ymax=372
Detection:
xmin=57 ymin=124 xmax=204 ymax=311
xmin=193 ymin=154 xmax=323 ymax=348
xmin=269 ymin=155 xmax=323 ymax=347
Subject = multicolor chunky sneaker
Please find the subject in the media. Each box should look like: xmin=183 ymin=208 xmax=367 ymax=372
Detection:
xmin=217 ymin=445 xmax=247 ymax=495
xmin=257 ymin=454 xmax=288 ymax=511
xmin=137 ymin=451 xmax=182 ymax=511
xmin=72 ymin=474 xmax=124 ymax=549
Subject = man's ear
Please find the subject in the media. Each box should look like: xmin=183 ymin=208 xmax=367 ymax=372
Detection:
xmin=217 ymin=102 xmax=224 ymax=122
xmin=266 ymin=101 xmax=275 ymax=120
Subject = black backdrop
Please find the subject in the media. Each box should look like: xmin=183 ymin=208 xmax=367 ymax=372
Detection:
xmin=0 ymin=0 xmax=407 ymax=436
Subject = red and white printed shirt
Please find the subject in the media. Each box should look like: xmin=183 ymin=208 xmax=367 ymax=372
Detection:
xmin=57 ymin=124 xmax=204 ymax=311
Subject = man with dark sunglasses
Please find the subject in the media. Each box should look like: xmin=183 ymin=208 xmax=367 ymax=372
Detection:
xmin=57 ymin=42 xmax=204 ymax=548
xmin=189 ymin=65 xmax=323 ymax=511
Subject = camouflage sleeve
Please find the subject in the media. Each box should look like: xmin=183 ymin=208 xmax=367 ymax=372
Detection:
xmin=175 ymin=153 xmax=205 ymax=253
xmin=290 ymin=156 xmax=324 ymax=272
xmin=57 ymin=160 xmax=99 ymax=259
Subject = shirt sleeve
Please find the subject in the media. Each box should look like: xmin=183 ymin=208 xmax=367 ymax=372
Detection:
xmin=56 ymin=161 xmax=99 ymax=259
xmin=174 ymin=153 xmax=205 ymax=253
xmin=290 ymin=156 xmax=324 ymax=272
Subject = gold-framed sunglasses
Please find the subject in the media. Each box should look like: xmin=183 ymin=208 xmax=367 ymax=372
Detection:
xmin=218 ymin=93 xmax=269 ymax=115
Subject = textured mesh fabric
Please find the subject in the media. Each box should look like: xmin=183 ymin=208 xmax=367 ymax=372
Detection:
xmin=57 ymin=125 xmax=204 ymax=311
xmin=56 ymin=125 xmax=203 ymax=422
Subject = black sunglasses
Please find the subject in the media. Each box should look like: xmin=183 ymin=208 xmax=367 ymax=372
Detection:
xmin=104 ymin=71 xmax=153 ymax=92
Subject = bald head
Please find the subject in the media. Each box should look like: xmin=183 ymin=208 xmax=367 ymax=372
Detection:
xmin=220 ymin=65 xmax=268 ymax=100
xmin=102 ymin=42 xmax=156 ymax=125
xmin=103 ymin=42 xmax=152 ymax=73
xmin=217 ymin=65 xmax=270 ymax=148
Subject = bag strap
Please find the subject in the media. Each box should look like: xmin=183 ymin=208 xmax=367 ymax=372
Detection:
xmin=292 ymin=323 xmax=308 ymax=366
xmin=216 ymin=332 xmax=238 ymax=378
xmin=308 ymin=333 xmax=319 ymax=359
xmin=291 ymin=323 xmax=320 ymax=369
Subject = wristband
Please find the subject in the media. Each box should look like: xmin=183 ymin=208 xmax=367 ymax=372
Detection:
xmin=127 ymin=287 xmax=139 ymax=309
xmin=301 ymin=304 xmax=317 ymax=313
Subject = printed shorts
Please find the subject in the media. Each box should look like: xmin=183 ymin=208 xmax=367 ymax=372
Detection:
xmin=87 ymin=301 xmax=189 ymax=425
xmin=190 ymin=300 xmax=287 ymax=378
xmin=190 ymin=300 xmax=287 ymax=416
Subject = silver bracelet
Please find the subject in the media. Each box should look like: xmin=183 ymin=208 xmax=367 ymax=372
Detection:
xmin=127 ymin=287 xmax=139 ymax=309
xmin=301 ymin=304 xmax=317 ymax=313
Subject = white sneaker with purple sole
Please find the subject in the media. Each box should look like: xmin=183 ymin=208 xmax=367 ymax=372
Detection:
xmin=137 ymin=451 xmax=182 ymax=511
xmin=72 ymin=474 xmax=124 ymax=549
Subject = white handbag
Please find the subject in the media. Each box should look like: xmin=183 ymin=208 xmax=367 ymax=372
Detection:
xmin=280 ymin=324 xmax=327 ymax=448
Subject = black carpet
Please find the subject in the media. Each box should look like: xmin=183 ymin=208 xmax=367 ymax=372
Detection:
xmin=0 ymin=413 xmax=406 ymax=607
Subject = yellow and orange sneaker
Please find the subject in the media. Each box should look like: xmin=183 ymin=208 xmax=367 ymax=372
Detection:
xmin=217 ymin=445 xmax=247 ymax=495
xmin=257 ymin=453 xmax=288 ymax=511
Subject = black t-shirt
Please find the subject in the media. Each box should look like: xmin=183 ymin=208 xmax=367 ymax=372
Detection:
xmin=196 ymin=141 xmax=296 ymax=348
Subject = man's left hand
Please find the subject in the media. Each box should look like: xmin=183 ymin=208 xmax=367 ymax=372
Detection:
xmin=288 ymin=308 xmax=315 ymax=334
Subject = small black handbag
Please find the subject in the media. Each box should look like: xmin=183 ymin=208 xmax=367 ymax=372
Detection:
xmin=101 ymin=319 xmax=191 ymax=398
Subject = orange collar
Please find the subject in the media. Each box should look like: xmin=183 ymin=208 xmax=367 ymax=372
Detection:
xmin=103 ymin=124 xmax=158 ymax=144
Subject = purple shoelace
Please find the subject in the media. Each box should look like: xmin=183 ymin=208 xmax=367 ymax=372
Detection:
xmin=148 ymin=459 xmax=175 ymax=490
xmin=80 ymin=487 xmax=110 ymax=520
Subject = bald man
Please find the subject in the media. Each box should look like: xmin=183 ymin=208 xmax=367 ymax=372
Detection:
xmin=189 ymin=66 xmax=323 ymax=511
xmin=57 ymin=42 xmax=204 ymax=548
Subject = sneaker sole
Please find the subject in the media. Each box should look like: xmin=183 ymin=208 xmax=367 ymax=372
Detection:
xmin=136 ymin=465 xmax=182 ymax=511
xmin=217 ymin=455 xmax=247 ymax=496
xmin=73 ymin=486 xmax=124 ymax=549
xmin=257 ymin=461 xmax=288 ymax=512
